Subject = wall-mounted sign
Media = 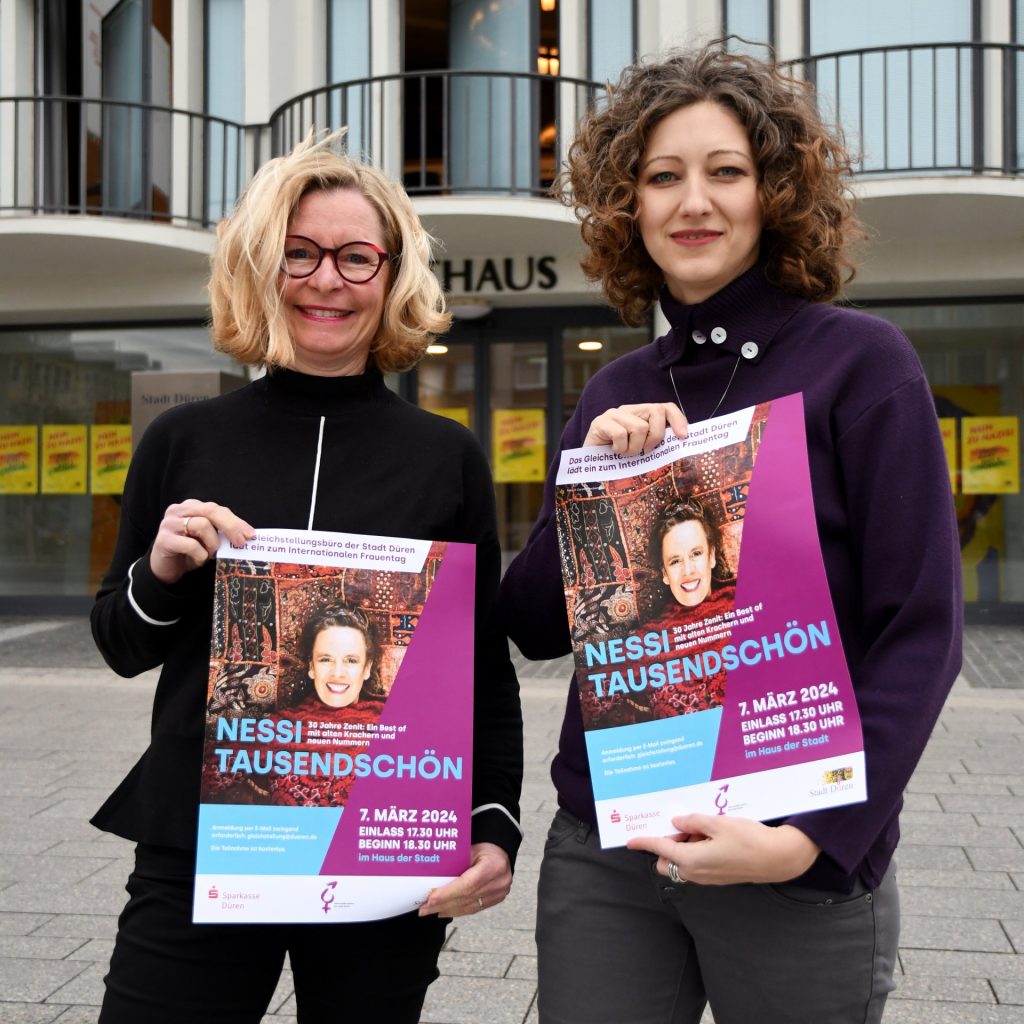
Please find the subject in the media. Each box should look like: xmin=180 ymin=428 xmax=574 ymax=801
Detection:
xmin=0 ymin=426 xmax=39 ymax=494
xmin=90 ymin=425 xmax=133 ymax=495
xmin=492 ymin=409 xmax=546 ymax=483
xmin=131 ymin=371 xmax=247 ymax=450
xmin=41 ymin=425 xmax=88 ymax=494
xmin=439 ymin=256 xmax=557 ymax=295
xmin=962 ymin=416 xmax=1019 ymax=494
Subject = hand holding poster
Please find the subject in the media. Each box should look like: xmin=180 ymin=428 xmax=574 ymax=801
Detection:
xmin=194 ymin=528 xmax=474 ymax=923
xmin=555 ymin=393 xmax=865 ymax=847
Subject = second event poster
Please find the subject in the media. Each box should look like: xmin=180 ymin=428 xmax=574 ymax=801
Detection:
xmin=193 ymin=529 xmax=475 ymax=923
xmin=555 ymin=392 xmax=866 ymax=847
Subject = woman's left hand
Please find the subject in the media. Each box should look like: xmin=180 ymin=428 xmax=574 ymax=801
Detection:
xmin=417 ymin=842 xmax=512 ymax=917
xmin=627 ymin=816 xmax=821 ymax=886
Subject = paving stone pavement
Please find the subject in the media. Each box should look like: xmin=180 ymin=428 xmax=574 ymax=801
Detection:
xmin=1 ymin=619 xmax=1024 ymax=1022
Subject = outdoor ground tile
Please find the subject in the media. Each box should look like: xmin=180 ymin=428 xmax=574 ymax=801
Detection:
xmin=0 ymin=936 xmax=89 ymax=960
xmin=895 ymin=845 xmax=973 ymax=870
xmin=900 ymin=950 xmax=1024 ymax=980
xmin=899 ymin=916 xmax=1012 ymax=953
xmin=1001 ymin=919 xmax=1024 ymax=953
xmin=0 ymin=913 xmax=54 ymax=937
xmin=64 ymin=938 xmax=112 ymax=963
xmin=900 ymin=887 xmax=1024 ymax=920
xmin=0 ymin=880 xmax=130 ymax=916
xmin=506 ymin=955 xmax=536 ymax=981
xmin=420 ymin=976 xmax=535 ymax=1024
xmin=891 ymin=974 xmax=996 ymax=1002
xmin=991 ymin=979 xmax=1024 ymax=1004
xmin=902 ymin=792 xmax=943 ymax=812
xmin=444 ymin=925 xmax=536 ymax=957
xmin=0 ymin=1005 xmax=65 ymax=1023
xmin=44 ymin=961 xmax=105 ymax=1005
xmin=900 ymin=823 xmax=1021 ymax=848
xmin=436 ymin=950 xmax=512 ymax=977
xmin=901 ymin=810 xmax=978 ymax=827
xmin=0 ymin=959 xmax=90 ymax=1002
xmin=0 ymin=857 xmax=119 ymax=886
xmin=949 ymin=780 xmax=1018 ymax=796
xmin=939 ymin=794 xmax=1024 ymax=814
xmin=883 ymin=1002 xmax=1024 ymax=1023
xmin=47 ymin=1007 xmax=106 ymax=1023
xmin=977 ymin=813 xmax=1024 ymax=829
xmin=897 ymin=868 xmax=1014 ymax=890
xmin=967 ymin=848 xmax=1024 ymax=872
xmin=265 ymin=969 xmax=294 ymax=1014
xmin=30 ymin=916 xmax=118 ymax=940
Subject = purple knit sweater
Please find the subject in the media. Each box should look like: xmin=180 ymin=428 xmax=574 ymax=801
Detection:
xmin=499 ymin=263 xmax=963 ymax=892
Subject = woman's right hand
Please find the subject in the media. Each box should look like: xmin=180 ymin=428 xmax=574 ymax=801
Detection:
xmin=584 ymin=403 xmax=689 ymax=456
xmin=150 ymin=500 xmax=255 ymax=585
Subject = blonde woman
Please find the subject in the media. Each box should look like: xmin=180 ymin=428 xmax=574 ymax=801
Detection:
xmin=91 ymin=132 xmax=523 ymax=1024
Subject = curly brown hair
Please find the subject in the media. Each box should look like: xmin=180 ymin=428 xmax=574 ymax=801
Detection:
xmin=559 ymin=43 xmax=864 ymax=324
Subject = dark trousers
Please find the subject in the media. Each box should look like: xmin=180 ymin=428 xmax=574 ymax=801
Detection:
xmin=99 ymin=844 xmax=449 ymax=1024
xmin=537 ymin=810 xmax=900 ymax=1024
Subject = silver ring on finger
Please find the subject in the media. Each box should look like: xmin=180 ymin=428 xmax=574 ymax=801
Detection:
xmin=668 ymin=862 xmax=687 ymax=886
xmin=477 ymin=896 xmax=484 ymax=911
xmin=182 ymin=516 xmax=193 ymax=537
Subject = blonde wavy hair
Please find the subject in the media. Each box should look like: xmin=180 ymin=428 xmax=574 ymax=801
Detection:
xmin=210 ymin=130 xmax=451 ymax=372
xmin=559 ymin=44 xmax=864 ymax=325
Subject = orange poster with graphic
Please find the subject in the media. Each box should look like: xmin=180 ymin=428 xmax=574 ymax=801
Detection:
xmin=42 ymin=425 xmax=88 ymax=494
xmin=90 ymin=425 xmax=133 ymax=495
xmin=0 ymin=426 xmax=39 ymax=494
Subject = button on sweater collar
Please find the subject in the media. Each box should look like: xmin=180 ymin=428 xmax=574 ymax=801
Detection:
xmin=654 ymin=263 xmax=804 ymax=369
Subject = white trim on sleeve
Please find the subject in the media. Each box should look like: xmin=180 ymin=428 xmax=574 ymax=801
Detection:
xmin=127 ymin=559 xmax=180 ymax=626
xmin=471 ymin=802 xmax=523 ymax=836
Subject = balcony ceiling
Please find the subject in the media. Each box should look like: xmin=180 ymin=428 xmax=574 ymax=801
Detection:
xmin=851 ymin=177 xmax=1024 ymax=300
xmin=0 ymin=217 xmax=213 ymax=325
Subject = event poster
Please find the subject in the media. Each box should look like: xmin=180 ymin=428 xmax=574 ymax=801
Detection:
xmin=555 ymin=393 xmax=865 ymax=848
xmin=193 ymin=529 xmax=475 ymax=923
xmin=89 ymin=424 xmax=132 ymax=495
xmin=0 ymin=426 xmax=38 ymax=494
xmin=961 ymin=416 xmax=1020 ymax=495
xmin=41 ymin=425 xmax=88 ymax=494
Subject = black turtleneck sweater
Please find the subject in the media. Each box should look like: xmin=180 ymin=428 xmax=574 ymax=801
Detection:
xmin=500 ymin=264 xmax=962 ymax=893
xmin=91 ymin=367 xmax=523 ymax=864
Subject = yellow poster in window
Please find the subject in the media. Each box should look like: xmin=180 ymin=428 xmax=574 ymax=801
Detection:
xmin=0 ymin=426 xmax=38 ymax=493
xmin=432 ymin=407 xmax=471 ymax=428
xmin=961 ymin=417 xmax=1019 ymax=495
xmin=41 ymin=425 xmax=88 ymax=494
xmin=492 ymin=409 xmax=546 ymax=483
xmin=90 ymin=424 xmax=133 ymax=495
xmin=937 ymin=417 xmax=956 ymax=493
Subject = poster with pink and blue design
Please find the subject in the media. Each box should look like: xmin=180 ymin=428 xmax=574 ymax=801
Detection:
xmin=554 ymin=393 xmax=865 ymax=848
xmin=192 ymin=529 xmax=474 ymax=922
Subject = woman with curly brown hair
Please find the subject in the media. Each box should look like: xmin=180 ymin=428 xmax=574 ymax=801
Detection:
xmin=500 ymin=44 xmax=961 ymax=1024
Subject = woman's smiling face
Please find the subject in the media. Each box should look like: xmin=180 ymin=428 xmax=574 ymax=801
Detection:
xmin=281 ymin=188 xmax=390 ymax=376
xmin=661 ymin=519 xmax=716 ymax=608
xmin=307 ymin=625 xmax=373 ymax=708
xmin=636 ymin=101 xmax=763 ymax=305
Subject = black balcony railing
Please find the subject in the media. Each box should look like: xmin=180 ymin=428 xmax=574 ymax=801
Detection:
xmin=268 ymin=69 xmax=602 ymax=196
xmin=787 ymin=42 xmax=1022 ymax=176
xmin=0 ymin=94 xmax=267 ymax=226
xmin=1 ymin=51 xmax=1019 ymax=229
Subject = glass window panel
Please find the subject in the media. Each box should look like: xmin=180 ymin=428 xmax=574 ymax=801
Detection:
xmin=0 ymin=326 xmax=246 ymax=598
xmin=561 ymin=325 xmax=649 ymax=429
xmin=808 ymin=0 xmax=971 ymax=53
xmin=867 ymin=301 xmax=1024 ymax=606
xmin=723 ymin=0 xmax=773 ymax=56
xmin=807 ymin=1 xmax=974 ymax=173
xmin=206 ymin=0 xmax=245 ymax=221
xmin=328 ymin=0 xmax=371 ymax=156
xmin=590 ymin=0 xmax=634 ymax=84
xmin=416 ymin=342 xmax=476 ymax=430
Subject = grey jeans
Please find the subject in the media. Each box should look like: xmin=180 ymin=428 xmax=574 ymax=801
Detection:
xmin=536 ymin=809 xmax=899 ymax=1024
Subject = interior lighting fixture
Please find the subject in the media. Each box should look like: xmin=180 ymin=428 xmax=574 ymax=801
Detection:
xmin=426 ymin=343 xmax=449 ymax=355
xmin=540 ymin=0 xmax=557 ymax=11
xmin=578 ymin=339 xmax=603 ymax=351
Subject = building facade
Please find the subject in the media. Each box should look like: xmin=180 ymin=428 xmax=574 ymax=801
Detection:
xmin=0 ymin=0 xmax=1021 ymax=616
